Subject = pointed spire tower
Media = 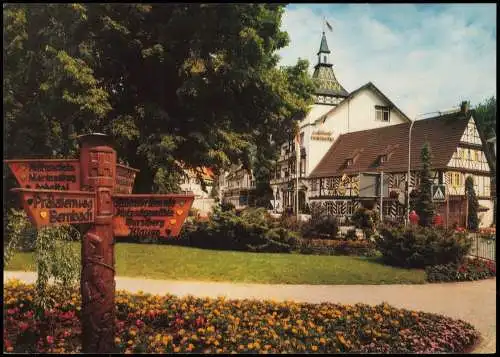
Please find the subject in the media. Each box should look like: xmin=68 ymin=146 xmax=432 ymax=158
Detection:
xmin=312 ymin=32 xmax=348 ymax=105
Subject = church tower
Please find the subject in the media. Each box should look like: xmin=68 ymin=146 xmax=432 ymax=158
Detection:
xmin=312 ymin=32 xmax=348 ymax=105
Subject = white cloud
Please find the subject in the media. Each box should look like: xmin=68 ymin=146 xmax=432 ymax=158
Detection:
xmin=279 ymin=4 xmax=496 ymax=118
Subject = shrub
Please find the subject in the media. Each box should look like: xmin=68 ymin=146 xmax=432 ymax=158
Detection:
xmin=426 ymin=258 xmax=496 ymax=282
xmin=345 ymin=229 xmax=358 ymax=241
xmin=351 ymin=207 xmax=379 ymax=237
xmin=302 ymin=216 xmax=339 ymax=239
xmin=277 ymin=215 xmax=303 ymax=233
xmin=297 ymin=239 xmax=378 ymax=257
xmin=4 ymin=209 xmax=37 ymax=260
xmin=178 ymin=207 xmax=299 ymax=253
xmin=247 ymin=228 xmax=301 ymax=253
xmin=219 ymin=201 xmax=235 ymax=212
xmin=4 ymin=281 xmax=480 ymax=354
xmin=188 ymin=207 xmax=200 ymax=217
xmin=375 ymin=225 xmax=471 ymax=269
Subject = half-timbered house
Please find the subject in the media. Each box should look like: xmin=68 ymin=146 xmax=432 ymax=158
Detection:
xmin=219 ymin=165 xmax=256 ymax=209
xmin=308 ymin=106 xmax=494 ymax=227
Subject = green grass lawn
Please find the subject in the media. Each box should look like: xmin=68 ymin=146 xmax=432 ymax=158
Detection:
xmin=5 ymin=242 xmax=426 ymax=285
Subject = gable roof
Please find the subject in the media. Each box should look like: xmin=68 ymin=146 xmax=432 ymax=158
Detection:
xmin=321 ymin=82 xmax=411 ymax=123
xmin=309 ymin=111 xmax=475 ymax=178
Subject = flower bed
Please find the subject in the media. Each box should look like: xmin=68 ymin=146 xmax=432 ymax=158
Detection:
xmin=4 ymin=280 xmax=479 ymax=354
xmin=426 ymin=258 xmax=496 ymax=283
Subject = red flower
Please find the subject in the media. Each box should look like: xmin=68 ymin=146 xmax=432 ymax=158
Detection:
xmin=195 ymin=315 xmax=205 ymax=327
xmin=18 ymin=322 xmax=30 ymax=332
xmin=24 ymin=310 xmax=34 ymax=319
xmin=135 ymin=319 xmax=144 ymax=328
xmin=46 ymin=335 xmax=54 ymax=344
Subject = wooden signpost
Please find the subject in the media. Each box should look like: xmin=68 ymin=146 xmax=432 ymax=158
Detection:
xmin=6 ymin=133 xmax=194 ymax=353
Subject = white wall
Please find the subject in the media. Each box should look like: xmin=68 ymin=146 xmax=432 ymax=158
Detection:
xmin=191 ymin=198 xmax=216 ymax=215
xmin=179 ymin=177 xmax=212 ymax=199
xmin=306 ymin=87 xmax=409 ymax=178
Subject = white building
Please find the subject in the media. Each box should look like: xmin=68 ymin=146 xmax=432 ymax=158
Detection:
xmin=219 ymin=165 xmax=256 ymax=209
xmin=270 ymin=32 xmax=411 ymax=213
xmin=180 ymin=166 xmax=216 ymax=215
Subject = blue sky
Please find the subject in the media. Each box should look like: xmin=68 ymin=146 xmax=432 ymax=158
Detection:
xmin=278 ymin=4 xmax=496 ymax=118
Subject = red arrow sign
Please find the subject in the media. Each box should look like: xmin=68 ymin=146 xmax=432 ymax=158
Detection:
xmin=12 ymin=188 xmax=96 ymax=228
xmin=5 ymin=159 xmax=81 ymax=191
xmin=115 ymin=164 xmax=139 ymax=194
xmin=112 ymin=194 xmax=194 ymax=237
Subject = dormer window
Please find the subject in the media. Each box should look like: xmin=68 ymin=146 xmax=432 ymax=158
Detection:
xmin=378 ymin=144 xmax=399 ymax=165
xmin=345 ymin=148 xmax=363 ymax=168
xmin=375 ymin=105 xmax=390 ymax=122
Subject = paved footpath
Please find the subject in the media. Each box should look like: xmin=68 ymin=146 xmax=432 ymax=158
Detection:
xmin=4 ymin=271 xmax=496 ymax=354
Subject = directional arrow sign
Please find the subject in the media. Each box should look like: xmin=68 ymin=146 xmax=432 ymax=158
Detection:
xmin=432 ymin=184 xmax=446 ymax=201
xmin=112 ymin=194 xmax=194 ymax=238
xmin=5 ymin=159 xmax=81 ymax=191
xmin=115 ymin=164 xmax=139 ymax=194
xmin=12 ymin=188 xmax=96 ymax=228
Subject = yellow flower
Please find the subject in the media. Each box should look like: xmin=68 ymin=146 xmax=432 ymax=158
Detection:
xmin=174 ymin=347 xmax=180 ymax=352
xmin=311 ymin=345 xmax=318 ymax=352
xmin=127 ymin=340 xmax=133 ymax=346
xmin=238 ymin=345 xmax=245 ymax=351
xmin=247 ymin=343 xmax=254 ymax=349
xmin=129 ymin=330 xmax=136 ymax=337
xmin=115 ymin=337 xmax=121 ymax=344
xmin=319 ymin=338 xmax=326 ymax=344
xmin=178 ymin=329 xmax=186 ymax=336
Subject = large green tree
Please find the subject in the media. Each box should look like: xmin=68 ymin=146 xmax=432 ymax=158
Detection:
xmin=415 ymin=142 xmax=435 ymax=227
xmin=4 ymin=4 xmax=315 ymax=204
xmin=473 ymin=96 xmax=496 ymax=139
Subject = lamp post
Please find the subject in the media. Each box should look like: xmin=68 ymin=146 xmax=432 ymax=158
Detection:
xmin=406 ymin=109 xmax=456 ymax=226
xmin=406 ymin=119 xmax=416 ymax=226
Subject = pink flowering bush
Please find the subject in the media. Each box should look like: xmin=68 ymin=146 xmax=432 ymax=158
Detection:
xmin=426 ymin=257 xmax=496 ymax=282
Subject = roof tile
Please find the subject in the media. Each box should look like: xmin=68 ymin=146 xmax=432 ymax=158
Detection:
xmin=309 ymin=112 xmax=472 ymax=178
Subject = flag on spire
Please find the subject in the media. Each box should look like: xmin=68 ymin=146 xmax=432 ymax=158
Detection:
xmin=325 ymin=20 xmax=333 ymax=32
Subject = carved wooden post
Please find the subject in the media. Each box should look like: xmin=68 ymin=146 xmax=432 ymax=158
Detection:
xmin=7 ymin=132 xmax=194 ymax=354
xmin=78 ymin=133 xmax=117 ymax=353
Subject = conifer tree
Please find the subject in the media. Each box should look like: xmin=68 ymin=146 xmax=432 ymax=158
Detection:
xmin=415 ymin=142 xmax=435 ymax=226
xmin=465 ymin=176 xmax=479 ymax=231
